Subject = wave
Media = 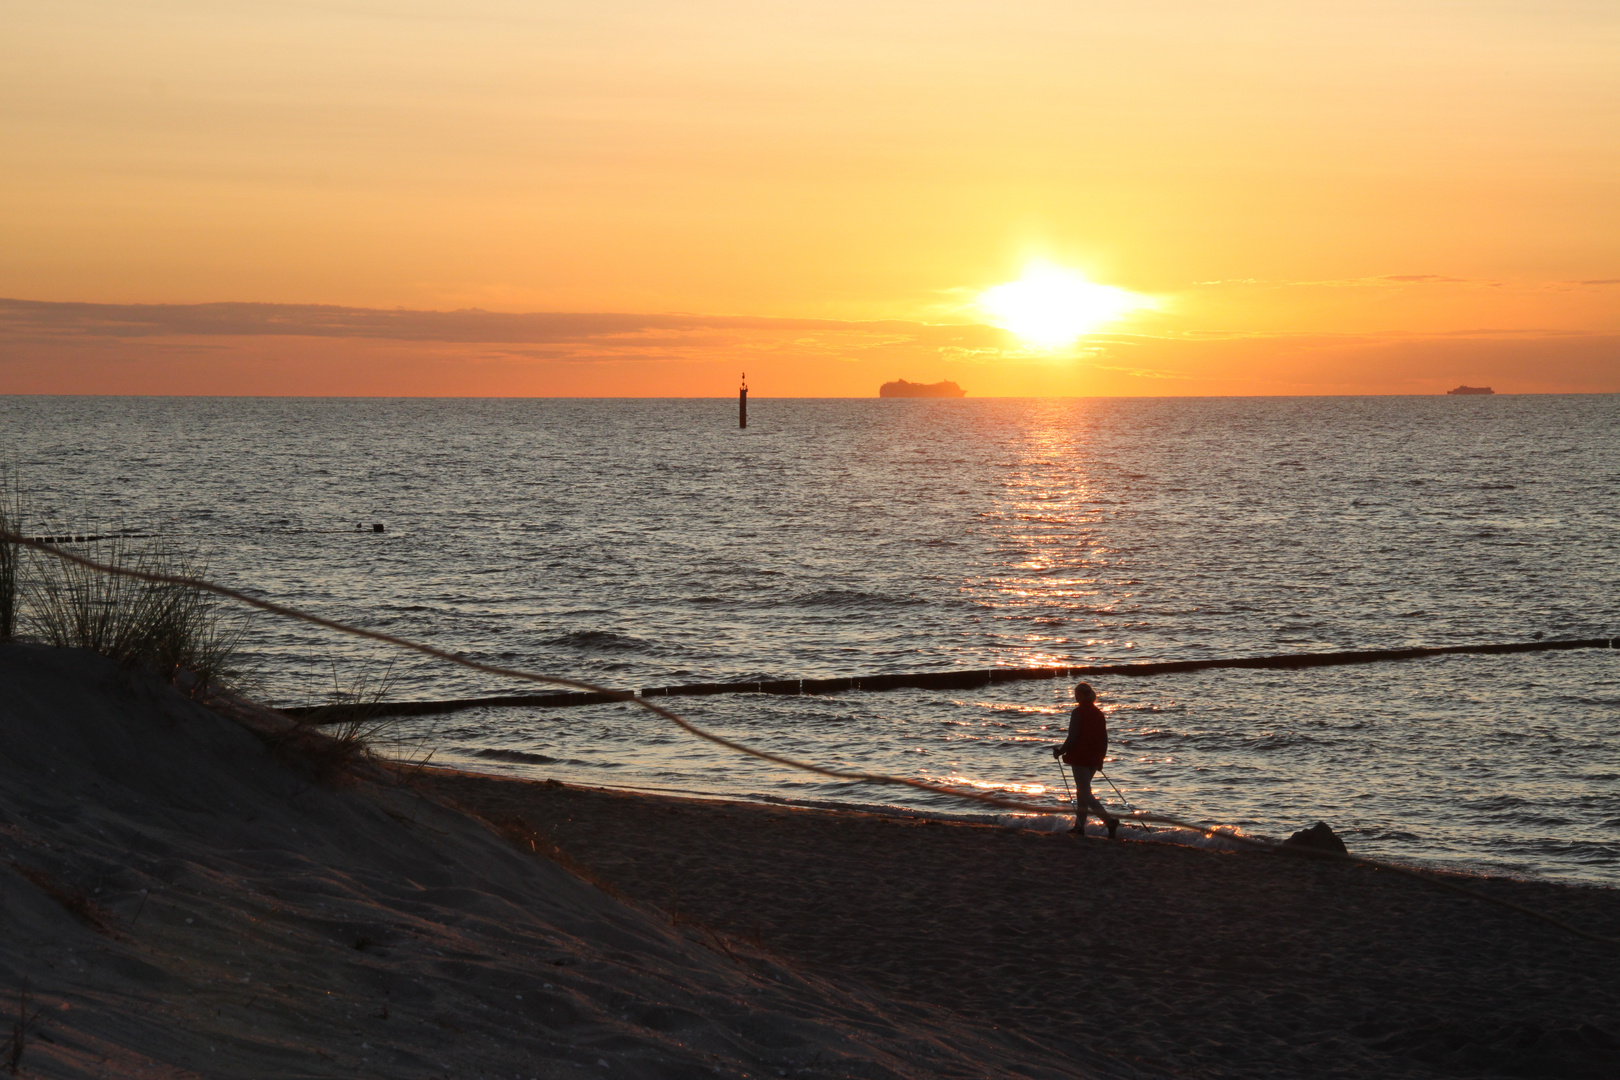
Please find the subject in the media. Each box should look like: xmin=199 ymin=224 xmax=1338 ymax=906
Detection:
xmin=543 ymin=629 xmax=656 ymax=652
xmin=1109 ymin=702 xmax=1188 ymax=715
xmin=1350 ymin=828 xmax=1422 ymax=843
xmin=785 ymin=589 xmax=929 ymax=609
xmin=460 ymin=747 xmax=559 ymax=764
xmin=1242 ymin=732 xmax=1318 ymax=752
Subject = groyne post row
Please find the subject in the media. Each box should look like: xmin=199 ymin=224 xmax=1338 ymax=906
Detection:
xmin=287 ymin=636 xmax=1617 ymax=719
xmin=25 ymin=533 xmax=152 ymax=544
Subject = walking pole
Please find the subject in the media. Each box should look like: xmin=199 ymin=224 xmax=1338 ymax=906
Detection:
xmin=1053 ymin=759 xmax=1081 ymax=833
xmin=1097 ymin=768 xmax=1153 ymax=833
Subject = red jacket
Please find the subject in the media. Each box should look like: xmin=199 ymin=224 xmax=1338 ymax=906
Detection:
xmin=1060 ymin=703 xmax=1108 ymax=770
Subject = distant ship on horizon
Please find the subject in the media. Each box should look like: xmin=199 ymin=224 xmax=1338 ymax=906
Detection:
xmin=1446 ymin=385 xmax=1495 ymax=395
xmin=879 ymin=379 xmax=965 ymax=398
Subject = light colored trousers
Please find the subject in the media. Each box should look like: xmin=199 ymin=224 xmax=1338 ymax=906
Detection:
xmin=1070 ymin=765 xmax=1115 ymax=822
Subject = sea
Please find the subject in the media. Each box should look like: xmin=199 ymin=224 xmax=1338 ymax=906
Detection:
xmin=4 ymin=394 xmax=1617 ymax=884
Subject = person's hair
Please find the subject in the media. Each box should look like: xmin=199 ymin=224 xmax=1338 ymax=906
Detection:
xmin=1074 ymin=681 xmax=1096 ymax=703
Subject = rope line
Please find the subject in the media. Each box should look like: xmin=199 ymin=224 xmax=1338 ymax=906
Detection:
xmin=3 ymin=528 xmax=1615 ymax=948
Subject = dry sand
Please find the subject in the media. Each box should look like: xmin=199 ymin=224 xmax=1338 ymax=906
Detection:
xmin=3 ymin=643 xmax=1618 ymax=1079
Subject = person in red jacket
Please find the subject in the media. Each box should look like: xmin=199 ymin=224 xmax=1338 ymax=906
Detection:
xmin=1052 ymin=681 xmax=1120 ymax=839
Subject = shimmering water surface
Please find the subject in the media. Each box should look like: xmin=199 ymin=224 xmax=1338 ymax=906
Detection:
xmin=5 ymin=395 xmax=1617 ymax=882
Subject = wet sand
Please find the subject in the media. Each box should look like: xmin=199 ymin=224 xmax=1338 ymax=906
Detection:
xmin=422 ymin=769 xmax=1620 ymax=1080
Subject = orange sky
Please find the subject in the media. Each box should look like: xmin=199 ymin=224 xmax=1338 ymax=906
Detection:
xmin=2 ymin=1 xmax=1617 ymax=396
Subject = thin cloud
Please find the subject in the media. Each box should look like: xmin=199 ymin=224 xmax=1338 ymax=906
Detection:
xmin=0 ymin=298 xmax=989 ymax=345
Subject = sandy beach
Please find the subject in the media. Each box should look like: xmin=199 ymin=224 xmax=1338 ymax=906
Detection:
xmin=3 ymin=644 xmax=1618 ymax=1079
xmin=423 ymin=771 xmax=1620 ymax=1080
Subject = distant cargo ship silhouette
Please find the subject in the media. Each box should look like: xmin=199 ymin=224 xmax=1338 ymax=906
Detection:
xmin=1446 ymin=385 xmax=1494 ymax=395
xmin=879 ymin=379 xmax=965 ymax=398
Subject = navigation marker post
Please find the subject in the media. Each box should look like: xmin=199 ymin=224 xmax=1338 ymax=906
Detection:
xmin=739 ymin=373 xmax=748 ymax=429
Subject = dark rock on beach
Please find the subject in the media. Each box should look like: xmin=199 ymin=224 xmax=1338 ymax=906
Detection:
xmin=1284 ymin=820 xmax=1350 ymax=854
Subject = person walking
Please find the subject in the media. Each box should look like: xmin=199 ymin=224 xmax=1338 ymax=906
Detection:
xmin=1052 ymin=681 xmax=1120 ymax=839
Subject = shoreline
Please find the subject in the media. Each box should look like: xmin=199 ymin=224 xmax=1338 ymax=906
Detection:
xmin=427 ymin=762 xmax=1610 ymax=886
xmin=419 ymin=764 xmax=1620 ymax=1080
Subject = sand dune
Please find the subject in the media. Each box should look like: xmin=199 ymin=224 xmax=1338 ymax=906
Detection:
xmin=0 ymin=645 xmax=1112 ymax=1079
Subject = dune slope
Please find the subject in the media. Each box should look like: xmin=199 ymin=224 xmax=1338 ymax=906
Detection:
xmin=0 ymin=646 xmax=1107 ymax=1079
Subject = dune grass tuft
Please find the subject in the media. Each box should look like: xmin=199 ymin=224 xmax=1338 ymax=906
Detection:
xmin=21 ymin=535 xmax=250 ymax=688
xmin=263 ymin=661 xmax=406 ymax=785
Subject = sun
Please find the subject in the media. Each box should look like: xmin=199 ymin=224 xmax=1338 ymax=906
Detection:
xmin=979 ymin=263 xmax=1149 ymax=347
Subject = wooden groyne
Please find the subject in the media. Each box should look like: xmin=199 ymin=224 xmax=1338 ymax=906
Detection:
xmin=291 ymin=636 xmax=1616 ymax=720
xmin=23 ymin=533 xmax=152 ymax=544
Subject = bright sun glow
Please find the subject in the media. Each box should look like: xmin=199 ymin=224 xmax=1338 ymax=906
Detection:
xmin=979 ymin=264 xmax=1148 ymax=347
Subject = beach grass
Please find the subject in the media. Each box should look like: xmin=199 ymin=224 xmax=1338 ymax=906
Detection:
xmin=20 ymin=534 xmax=249 ymax=689
xmin=261 ymin=661 xmax=419 ymax=784
xmin=301 ymin=660 xmax=396 ymax=729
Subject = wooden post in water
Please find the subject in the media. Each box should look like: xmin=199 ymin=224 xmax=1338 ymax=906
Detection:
xmin=739 ymin=373 xmax=748 ymax=429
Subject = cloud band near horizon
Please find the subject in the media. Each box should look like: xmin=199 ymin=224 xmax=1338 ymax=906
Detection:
xmin=1 ymin=298 xmax=1614 ymax=398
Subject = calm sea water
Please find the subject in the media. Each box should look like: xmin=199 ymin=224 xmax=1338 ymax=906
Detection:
xmin=4 ymin=395 xmax=1617 ymax=883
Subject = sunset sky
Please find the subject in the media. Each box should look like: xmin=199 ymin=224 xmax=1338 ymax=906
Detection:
xmin=3 ymin=1 xmax=1616 ymax=396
